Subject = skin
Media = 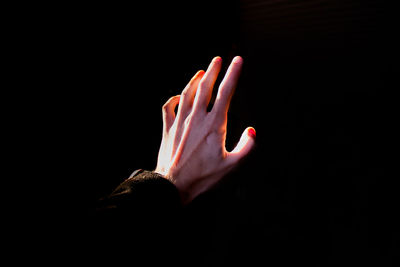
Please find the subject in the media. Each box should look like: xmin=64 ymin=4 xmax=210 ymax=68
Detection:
xmin=155 ymin=56 xmax=256 ymax=205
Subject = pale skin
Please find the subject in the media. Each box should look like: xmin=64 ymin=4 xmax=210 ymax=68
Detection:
xmin=155 ymin=56 xmax=256 ymax=205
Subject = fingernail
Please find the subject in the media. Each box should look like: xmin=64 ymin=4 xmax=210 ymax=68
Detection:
xmin=233 ymin=56 xmax=242 ymax=63
xmin=196 ymin=70 xmax=205 ymax=76
xmin=248 ymin=127 xmax=256 ymax=138
xmin=213 ymin=56 xmax=222 ymax=63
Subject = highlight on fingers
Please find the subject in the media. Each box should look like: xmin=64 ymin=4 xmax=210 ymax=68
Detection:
xmin=175 ymin=70 xmax=205 ymax=122
xmin=212 ymin=56 xmax=243 ymax=118
xmin=162 ymin=95 xmax=180 ymax=132
xmin=193 ymin=56 xmax=223 ymax=113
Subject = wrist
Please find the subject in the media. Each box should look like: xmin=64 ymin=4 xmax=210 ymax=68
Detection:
xmin=173 ymin=174 xmax=219 ymax=205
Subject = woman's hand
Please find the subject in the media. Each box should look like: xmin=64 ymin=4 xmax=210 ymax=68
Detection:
xmin=155 ymin=56 xmax=256 ymax=204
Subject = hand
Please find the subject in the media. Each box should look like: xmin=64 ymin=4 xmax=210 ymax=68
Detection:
xmin=155 ymin=56 xmax=256 ymax=204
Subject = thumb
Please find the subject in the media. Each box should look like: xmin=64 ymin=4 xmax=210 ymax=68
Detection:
xmin=227 ymin=127 xmax=256 ymax=165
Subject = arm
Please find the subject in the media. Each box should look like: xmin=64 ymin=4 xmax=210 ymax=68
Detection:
xmin=96 ymin=56 xmax=255 ymax=211
xmin=87 ymin=56 xmax=255 ymax=265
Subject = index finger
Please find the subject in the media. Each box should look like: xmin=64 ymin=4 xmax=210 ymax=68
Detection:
xmin=212 ymin=56 xmax=243 ymax=120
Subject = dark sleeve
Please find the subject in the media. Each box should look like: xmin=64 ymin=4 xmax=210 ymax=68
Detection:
xmin=85 ymin=170 xmax=185 ymax=265
xmin=94 ymin=169 xmax=182 ymax=220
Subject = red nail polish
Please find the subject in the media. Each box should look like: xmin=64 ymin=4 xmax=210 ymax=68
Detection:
xmin=233 ymin=56 xmax=242 ymax=63
xmin=213 ymin=56 xmax=222 ymax=62
xmin=248 ymin=128 xmax=256 ymax=138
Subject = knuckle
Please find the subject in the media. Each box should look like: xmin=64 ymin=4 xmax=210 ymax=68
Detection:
xmin=187 ymin=78 xmax=196 ymax=87
xmin=185 ymin=111 xmax=203 ymax=128
xmin=162 ymin=103 xmax=168 ymax=110
xmin=181 ymin=89 xmax=189 ymax=99
xmin=162 ymin=103 xmax=170 ymax=113
xmin=184 ymin=116 xmax=191 ymax=127
xmin=220 ymin=87 xmax=230 ymax=98
xmin=219 ymin=85 xmax=232 ymax=99
xmin=190 ymin=107 xmax=204 ymax=120
xmin=198 ymin=80 xmax=207 ymax=90
xmin=184 ymin=112 xmax=197 ymax=125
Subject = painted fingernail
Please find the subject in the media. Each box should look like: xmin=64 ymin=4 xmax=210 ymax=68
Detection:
xmin=213 ymin=56 xmax=222 ymax=62
xmin=196 ymin=70 xmax=205 ymax=76
xmin=248 ymin=127 xmax=256 ymax=138
xmin=233 ymin=56 xmax=242 ymax=63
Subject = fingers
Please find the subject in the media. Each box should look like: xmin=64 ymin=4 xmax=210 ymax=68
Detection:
xmin=175 ymin=70 xmax=205 ymax=123
xmin=162 ymin=95 xmax=180 ymax=133
xmin=163 ymin=56 xmax=243 ymax=135
xmin=226 ymin=127 xmax=256 ymax=165
xmin=193 ymin=57 xmax=222 ymax=113
xmin=212 ymin=56 xmax=243 ymax=122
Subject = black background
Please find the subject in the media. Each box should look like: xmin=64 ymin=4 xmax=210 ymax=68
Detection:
xmin=20 ymin=0 xmax=397 ymax=266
